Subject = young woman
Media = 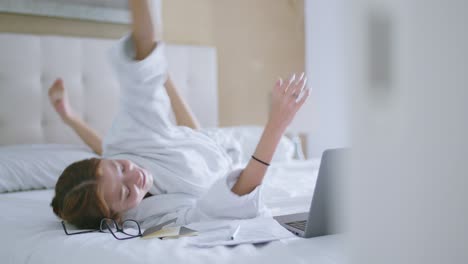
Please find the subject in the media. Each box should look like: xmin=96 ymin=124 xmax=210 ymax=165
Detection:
xmin=50 ymin=0 xmax=309 ymax=230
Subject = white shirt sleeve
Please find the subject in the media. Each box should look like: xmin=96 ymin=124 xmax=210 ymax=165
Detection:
xmin=124 ymin=170 xmax=267 ymax=228
xmin=109 ymin=33 xmax=168 ymax=87
xmin=180 ymin=168 xmax=266 ymax=224
xmin=103 ymin=34 xmax=175 ymax=156
xmin=108 ymin=34 xmax=172 ymax=121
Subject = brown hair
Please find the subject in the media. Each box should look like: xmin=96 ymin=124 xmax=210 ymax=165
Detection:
xmin=51 ymin=158 xmax=121 ymax=229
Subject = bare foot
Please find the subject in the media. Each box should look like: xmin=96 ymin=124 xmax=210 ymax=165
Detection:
xmin=48 ymin=78 xmax=75 ymax=123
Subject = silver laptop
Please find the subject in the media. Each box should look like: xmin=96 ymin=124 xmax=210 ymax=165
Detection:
xmin=274 ymin=148 xmax=349 ymax=238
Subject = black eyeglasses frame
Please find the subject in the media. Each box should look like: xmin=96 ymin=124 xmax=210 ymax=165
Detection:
xmin=61 ymin=218 xmax=142 ymax=240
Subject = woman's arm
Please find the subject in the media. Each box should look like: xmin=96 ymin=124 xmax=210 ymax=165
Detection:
xmin=165 ymin=76 xmax=201 ymax=129
xmin=48 ymin=79 xmax=103 ymax=155
xmin=129 ymin=0 xmax=157 ymax=61
xmin=129 ymin=0 xmax=200 ymax=129
xmin=231 ymin=73 xmax=310 ymax=195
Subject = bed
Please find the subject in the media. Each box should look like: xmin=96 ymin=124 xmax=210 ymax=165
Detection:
xmin=0 ymin=33 xmax=344 ymax=264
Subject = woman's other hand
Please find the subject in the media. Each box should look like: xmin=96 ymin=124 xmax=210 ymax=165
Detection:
xmin=268 ymin=72 xmax=310 ymax=132
xmin=48 ymin=78 xmax=76 ymax=124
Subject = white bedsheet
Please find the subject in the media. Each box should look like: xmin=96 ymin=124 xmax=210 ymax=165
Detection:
xmin=263 ymin=159 xmax=321 ymax=216
xmin=0 ymin=160 xmax=345 ymax=264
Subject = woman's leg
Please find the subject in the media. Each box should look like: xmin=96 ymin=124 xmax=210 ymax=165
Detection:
xmin=47 ymin=0 xmax=156 ymax=155
xmin=48 ymin=78 xmax=103 ymax=155
xmin=164 ymin=76 xmax=201 ymax=130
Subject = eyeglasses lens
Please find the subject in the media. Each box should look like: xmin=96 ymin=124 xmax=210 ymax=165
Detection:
xmin=122 ymin=221 xmax=140 ymax=236
xmin=100 ymin=219 xmax=118 ymax=233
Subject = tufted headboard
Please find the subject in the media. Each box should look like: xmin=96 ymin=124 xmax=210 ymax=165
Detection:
xmin=0 ymin=33 xmax=218 ymax=146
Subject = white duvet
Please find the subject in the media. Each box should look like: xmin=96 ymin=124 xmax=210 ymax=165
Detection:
xmin=0 ymin=190 xmax=343 ymax=264
xmin=0 ymin=159 xmax=344 ymax=264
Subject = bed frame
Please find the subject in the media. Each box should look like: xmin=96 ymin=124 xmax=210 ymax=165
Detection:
xmin=0 ymin=33 xmax=218 ymax=146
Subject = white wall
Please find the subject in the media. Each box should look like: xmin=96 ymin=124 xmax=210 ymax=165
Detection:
xmin=295 ymin=0 xmax=350 ymax=158
xmin=348 ymin=0 xmax=468 ymax=263
xmin=300 ymin=1 xmax=468 ymax=262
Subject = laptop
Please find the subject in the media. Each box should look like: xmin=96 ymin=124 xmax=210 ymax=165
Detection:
xmin=273 ymin=148 xmax=349 ymax=238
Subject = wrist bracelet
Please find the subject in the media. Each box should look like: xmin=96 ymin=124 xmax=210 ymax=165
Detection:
xmin=251 ymin=155 xmax=270 ymax=166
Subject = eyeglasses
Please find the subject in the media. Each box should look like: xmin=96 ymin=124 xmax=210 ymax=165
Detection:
xmin=61 ymin=218 xmax=142 ymax=240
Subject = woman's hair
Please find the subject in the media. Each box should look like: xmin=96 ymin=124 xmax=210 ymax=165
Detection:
xmin=51 ymin=158 xmax=121 ymax=229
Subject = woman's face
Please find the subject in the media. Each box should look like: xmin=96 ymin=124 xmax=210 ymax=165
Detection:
xmin=97 ymin=159 xmax=153 ymax=214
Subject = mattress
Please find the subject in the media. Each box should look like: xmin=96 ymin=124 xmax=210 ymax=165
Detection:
xmin=0 ymin=160 xmax=344 ymax=264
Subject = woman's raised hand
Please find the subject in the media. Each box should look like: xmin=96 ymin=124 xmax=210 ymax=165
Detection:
xmin=268 ymin=73 xmax=310 ymax=131
xmin=48 ymin=78 xmax=76 ymax=124
xmin=232 ymin=73 xmax=310 ymax=195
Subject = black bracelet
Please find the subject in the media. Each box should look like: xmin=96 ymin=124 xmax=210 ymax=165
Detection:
xmin=251 ymin=155 xmax=270 ymax=166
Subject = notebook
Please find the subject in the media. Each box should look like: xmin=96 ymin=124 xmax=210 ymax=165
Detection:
xmin=141 ymin=218 xmax=198 ymax=240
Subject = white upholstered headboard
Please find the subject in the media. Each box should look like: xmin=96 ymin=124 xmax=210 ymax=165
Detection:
xmin=0 ymin=33 xmax=218 ymax=146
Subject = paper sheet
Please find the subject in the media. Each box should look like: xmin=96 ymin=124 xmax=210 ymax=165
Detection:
xmin=186 ymin=217 xmax=295 ymax=248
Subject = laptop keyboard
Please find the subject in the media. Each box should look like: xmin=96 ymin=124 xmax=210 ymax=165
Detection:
xmin=286 ymin=220 xmax=307 ymax=231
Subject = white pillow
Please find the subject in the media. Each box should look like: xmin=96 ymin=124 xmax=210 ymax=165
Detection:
xmin=0 ymin=144 xmax=97 ymax=193
xmin=214 ymin=126 xmax=295 ymax=164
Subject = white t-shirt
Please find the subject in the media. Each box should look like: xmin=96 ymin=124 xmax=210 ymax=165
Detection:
xmin=102 ymin=35 xmax=264 ymax=227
